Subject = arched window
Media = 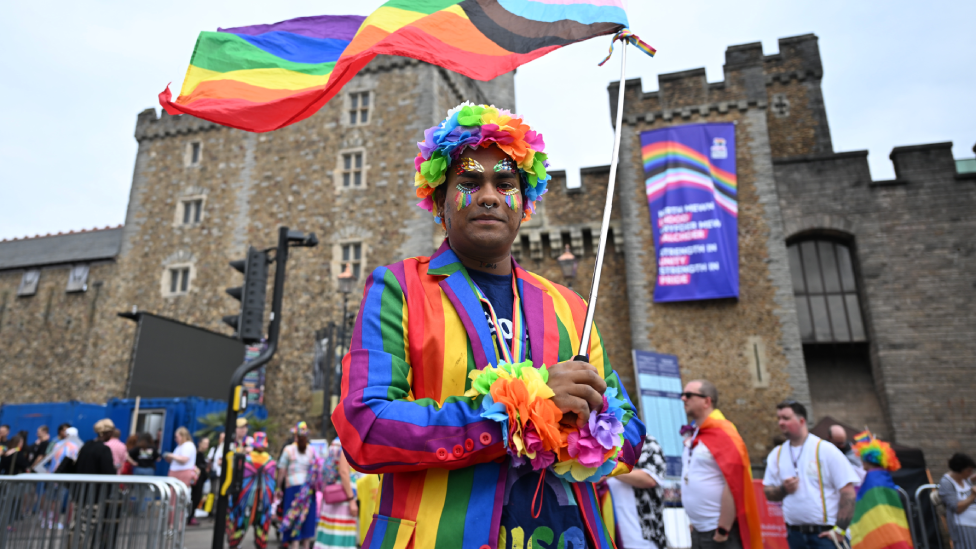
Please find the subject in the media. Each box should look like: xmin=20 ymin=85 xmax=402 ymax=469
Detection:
xmin=787 ymin=237 xmax=888 ymax=437
xmin=787 ymin=240 xmax=865 ymax=343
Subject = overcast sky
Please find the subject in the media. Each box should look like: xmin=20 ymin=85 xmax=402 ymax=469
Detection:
xmin=2 ymin=0 xmax=973 ymax=241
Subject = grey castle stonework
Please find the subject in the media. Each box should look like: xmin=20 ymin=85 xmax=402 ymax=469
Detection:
xmin=1 ymin=39 xmax=972 ymax=472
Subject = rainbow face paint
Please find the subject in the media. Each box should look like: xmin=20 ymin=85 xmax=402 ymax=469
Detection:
xmin=455 ymin=182 xmax=478 ymax=211
xmin=494 ymin=158 xmax=517 ymax=173
xmin=499 ymin=186 xmax=521 ymax=212
xmin=455 ymin=157 xmax=485 ymax=175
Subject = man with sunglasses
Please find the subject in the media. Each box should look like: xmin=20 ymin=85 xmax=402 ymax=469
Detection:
xmin=762 ymin=401 xmax=859 ymax=549
xmin=680 ymin=381 xmax=762 ymax=549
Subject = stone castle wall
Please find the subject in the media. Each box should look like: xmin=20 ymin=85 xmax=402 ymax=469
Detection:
xmin=775 ymin=143 xmax=976 ymax=474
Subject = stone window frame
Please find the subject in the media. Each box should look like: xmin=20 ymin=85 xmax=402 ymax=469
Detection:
xmin=161 ymin=262 xmax=195 ymax=297
xmin=344 ymin=89 xmax=373 ymax=128
xmin=184 ymin=140 xmax=203 ymax=168
xmin=17 ymin=269 xmax=40 ymax=297
xmin=334 ymin=147 xmax=369 ymax=192
xmin=173 ymin=194 xmax=207 ymax=227
xmin=66 ymin=264 xmax=90 ymax=293
xmin=331 ymin=239 xmax=368 ymax=285
xmin=787 ymin=236 xmax=867 ymax=344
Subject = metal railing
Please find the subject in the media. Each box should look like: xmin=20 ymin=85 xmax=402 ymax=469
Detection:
xmin=912 ymin=483 xmax=945 ymax=549
xmin=0 ymin=474 xmax=190 ymax=549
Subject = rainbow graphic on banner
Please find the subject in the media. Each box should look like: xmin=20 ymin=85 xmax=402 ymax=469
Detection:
xmin=640 ymin=123 xmax=740 ymax=302
xmin=643 ymin=140 xmax=738 ymax=217
xmin=161 ymin=0 xmax=633 ymax=133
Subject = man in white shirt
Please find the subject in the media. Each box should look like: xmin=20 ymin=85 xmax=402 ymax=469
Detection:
xmin=681 ymin=380 xmax=757 ymax=549
xmin=763 ymin=401 xmax=859 ymax=549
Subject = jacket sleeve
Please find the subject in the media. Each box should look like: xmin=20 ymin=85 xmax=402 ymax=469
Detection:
xmin=589 ymin=322 xmax=646 ymax=473
xmin=332 ymin=266 xmax=507 ymax=474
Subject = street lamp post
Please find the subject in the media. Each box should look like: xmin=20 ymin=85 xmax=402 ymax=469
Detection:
xmin=557 ymin=244 xmax=579 ymax=286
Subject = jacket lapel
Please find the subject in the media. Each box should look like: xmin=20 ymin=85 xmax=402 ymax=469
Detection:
xmin=429 ymin=241 xmax=498 ymax=368
xmin=513 ymin=261 xmax=560 ymax=367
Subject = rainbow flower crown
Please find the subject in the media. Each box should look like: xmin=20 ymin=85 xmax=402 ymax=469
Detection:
xmin=414 ymin=102 xmax=551 ymax=222
xmin=465 ymin=359 xmax=625 ymax=483
xmin=853 ymin=430 xmax=900 ymax=471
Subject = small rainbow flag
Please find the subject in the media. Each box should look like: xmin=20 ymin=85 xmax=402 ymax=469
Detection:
xmin=161 ymin=0 xmax=636 ymax=133
xmin=851 ymin=470 xmax=914 ymax=549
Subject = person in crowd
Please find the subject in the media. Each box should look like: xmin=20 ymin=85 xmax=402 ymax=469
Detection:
xmin=53 ymin=426 xmax=83 ymax=473
xmin=276 ymin=421 xmax=321 ymax=549
xmin=76 ymin=419 xmax=116 ymax=475
xmin=104 ymin=428 xmax=127 ymax=473
xmin=164 ymin=427 xmax=198 ymax=497
xmin=332 ymin=103 xmax=644 ymax=549
xmin=0 ymin=434 xmax=30 ymax=475
xmin=938 ymin=453 xmax=976 ymax=549
xmin=763 ymin=401 xmax=860 ymax=549
xmin=829 ymin=425 xmax=866 ymax=483
xmin=28 ymin=425 xmax=51 ymax=469
xmin=227 ymin=432 xmax=277 ymax=549
xmin=207 ymin=431 xmax=225 ymax=516
xmin=848 ymin=433 xmax=911 ymax=549
xmin=190 ymin=436 xmax=210 ymax=526
xmin=215 ymin=418 xmax=249 ymax=482
xmin=606 ymin=434 xmax=668 ymax=549
xmin=316 ymin=437 xmax=358 ymax=549
xmin=128 ymin=432 xmax=160 ymax=475
xmin=681 ymin=380 xmax=762 ymax=549
xmin=0 ymin=424 xmax=9 ymax=452
xmin=119 ymin=434 xmax=138 ymax=475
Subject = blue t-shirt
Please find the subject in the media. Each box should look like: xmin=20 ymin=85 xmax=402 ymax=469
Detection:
xmin=467 ymin=269 xmax=587 ymax=548
xmin=467 ymin=269 xmax=516 ymax=355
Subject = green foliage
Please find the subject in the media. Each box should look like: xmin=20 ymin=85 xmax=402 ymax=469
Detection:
xmin=194 ymin=411 xmax=274 ymax=447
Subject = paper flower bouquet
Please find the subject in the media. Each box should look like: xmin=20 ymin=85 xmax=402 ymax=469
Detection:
xmin=465 ymin=359 xmax=626 ymax=483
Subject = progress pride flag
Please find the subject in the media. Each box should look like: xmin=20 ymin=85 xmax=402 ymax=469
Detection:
xmin=641 ymin=123 xmax=739 ymax=302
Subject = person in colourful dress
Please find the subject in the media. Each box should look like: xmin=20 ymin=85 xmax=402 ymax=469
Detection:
xmin=228 ymin=432 xmax=277 ymax=549
xmin=332 ymin=103 xmax=645 ymax=549
xmin=277 ymin=421 xmax=322 ymax=549
xmin=848 ymin=433 xmax=912 ymax=549
xmin=315 ymin=438 xmax=358 ymax=549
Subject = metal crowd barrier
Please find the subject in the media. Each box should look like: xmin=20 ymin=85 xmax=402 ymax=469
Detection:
xmin=0 ymin=474 xmax=191 ymax=549
xmin=911 ymin=483 xmax=945 ymax=549
xmin=895 ymin=486 xmax=918 ymax=549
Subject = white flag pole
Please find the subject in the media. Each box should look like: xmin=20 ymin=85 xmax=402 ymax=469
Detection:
xmin=575 ymin=44 xmax=628 ymax=361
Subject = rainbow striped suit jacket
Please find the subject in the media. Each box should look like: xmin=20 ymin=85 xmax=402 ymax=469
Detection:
xmin=333 ymin=241 xmax=645 ymax=549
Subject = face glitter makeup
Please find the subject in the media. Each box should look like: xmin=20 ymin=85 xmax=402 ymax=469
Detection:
xmin=493 ymin=158 xmax=517 ymax=172
xmin=455 ymin=182 xmax=478 ymax=211
xmin=455 ymin=157 xmax=485 ymax=176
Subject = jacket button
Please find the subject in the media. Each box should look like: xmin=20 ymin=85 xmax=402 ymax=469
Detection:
xmin=464 ymin=438 xmax=475 ymax=452
xmin=436 ymin=448 xmax=448 ymax=460
xmin=480 ymin=432 xmax=493 ymax=445
xmin=453 ymin=444 xmax=464 ymax=458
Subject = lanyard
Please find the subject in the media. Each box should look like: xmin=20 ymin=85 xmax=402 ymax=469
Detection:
xmin=472 ymin=274 xmax=526 ymax=365
xmin=788 ymin=442 xmax=802 ymax=475
xmin=683 ymin=426 xmax=701 ymax=484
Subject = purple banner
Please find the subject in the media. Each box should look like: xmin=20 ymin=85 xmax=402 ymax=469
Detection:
xmin=641 ymin=123 xmax=739 ymax=302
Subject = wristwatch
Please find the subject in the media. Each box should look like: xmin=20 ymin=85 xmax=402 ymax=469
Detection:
xmin=717 ymin=527 xmax=729 ymax=537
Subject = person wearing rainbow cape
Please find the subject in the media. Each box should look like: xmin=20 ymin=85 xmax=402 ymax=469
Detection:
xmin=680 ymin=380 xmax=762 ymax=549
xmin=332 ymin=103 xmax=645 ymax=549
xmin=227 ymin=432 xmax=277 ymax=549
xmin=848 ymin=433 xmax=913 ymax=549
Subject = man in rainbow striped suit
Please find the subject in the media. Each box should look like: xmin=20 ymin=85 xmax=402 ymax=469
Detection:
xmin=333 ymin=103 xmax=645 ymax=549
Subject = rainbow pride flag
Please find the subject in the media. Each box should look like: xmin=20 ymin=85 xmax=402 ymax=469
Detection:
xmin=161 ymin=0 xmax=632 ymax=133
xmin=851 ymin=470 xmax=914 ymax=549
xmin=695 ymin=409 xmax=762 ymax=549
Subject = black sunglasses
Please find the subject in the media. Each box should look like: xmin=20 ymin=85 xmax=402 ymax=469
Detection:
xmin=680 ymin=392 xmax=708 ymax=400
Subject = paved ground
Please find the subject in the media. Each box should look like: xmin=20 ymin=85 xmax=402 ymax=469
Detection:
xmin=183 ymin=518 xmax=285 ymax=549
